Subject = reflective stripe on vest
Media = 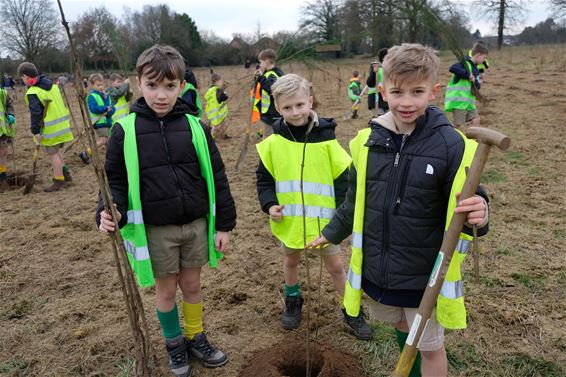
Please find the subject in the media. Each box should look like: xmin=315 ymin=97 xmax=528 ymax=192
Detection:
xmin=256 ymin=134 xmax=351 ymax=249
xmin=343 ymin=127 xmax=477 ymax=329
xmin=25 ymin=85 xmax=73 ymax=146
xmin=444 ymin=61 xmax=476 ymax=112
xmin=367 ymin=87 xmax=376 ymax=95
xmin=112 ymin=96 xmax=129 ymax=125
xmin=260 ymin=70 xmax=279 ymax=114
xmin=87 ymin=92 xmax=108 ymax=125
xmin=204 ymin=85 xmax=228 ymax=126
xmin=0 ymin=89 xmax=15 ymax=138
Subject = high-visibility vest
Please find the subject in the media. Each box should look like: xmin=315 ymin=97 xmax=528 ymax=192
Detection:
xmin=25 ymin=85 xmax=73 ymax=146
xmin=259 ymin=70 xmax=280 ymax=114
xmin=256 ymin=134 xmax=351 ymax=249
xmin=348 ymin=79 xmax=361 ymax=101
xmin=468 ymin=50 xmax=489 ymax=71
xmin=118 ymin=113 xmax=222 ymax=287
xmin=204 ymin=85 xmax=228 ymax=127
xmin=377 ymin=67 xmax=383 ymax=87
xmin=112 ymin=95 xmax=129 ymax=125
xmin=251 ymin=83 xmax=261 ymax=124
xmin=444 ymin=60 xmax=476 ymax=112
xmin=344 ymin=127 xmax=477 ymax=330
xmin=0 ymin=88 xmax=15 ymax=138
xmin=181 ymin=82 xmax=203 ymax=118
xmin=87 ymin=91 xmax=109 ymax=127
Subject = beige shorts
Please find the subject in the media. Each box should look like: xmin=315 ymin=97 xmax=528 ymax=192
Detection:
xmin=43 ymin=143 xmax=64 ymax=155
xmin=281 ymin=243 xmax=341 ymax=257
xmin=367 ymin=299 xmax=444 ymax=351
xmin=145 ymin=218 xmax=208 ymax=278
xmin=452 ymin=109 xmax=478 ymax=125
xmin=95 ymin=127 xmax=110 ymax=138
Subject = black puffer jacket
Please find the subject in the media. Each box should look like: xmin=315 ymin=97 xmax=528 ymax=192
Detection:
xmin=96 ymin=97 xmax=236 ymax=231
xmin=323 ymin=106 xmax=488 ymax=290
xmin=257 ymin=67 xmax=285 ymax=125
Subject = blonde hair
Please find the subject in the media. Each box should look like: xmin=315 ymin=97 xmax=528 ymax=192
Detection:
xmin=109 ymin=73 xmax=124 ymax=81
xmin=88 ymin=73 xmax=104 ymax=84
xmin=136 ymin=44 xmax=185 ymax=82
xmin=382 ymin=43 xmax=439 ymax=86
xmin=271 ymin=74 xmax=310 ymax=104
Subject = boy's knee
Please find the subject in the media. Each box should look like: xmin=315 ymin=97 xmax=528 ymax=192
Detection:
xmin=393 ymin=321 xmax=410 ymax=332
xmin=420 ymin=347 xmax=445 ymax=360
xmin=284 ymin=253 xmax=301 ymax=268
xmin=324 ymin=257 xmax=345 ymax=276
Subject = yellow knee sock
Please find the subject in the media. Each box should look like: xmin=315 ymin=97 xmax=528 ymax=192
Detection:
xmin=182 ymin=301 xmax=203 ymax=340
xmin=87 ymin=147 xmax=93 ymax=156
xmin=54 ymin=175 xmax=64 ymax=181
xmin=0 ymin=165 xmax=6 ymax=174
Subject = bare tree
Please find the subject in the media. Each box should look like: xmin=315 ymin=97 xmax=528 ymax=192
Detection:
xmin=0 ymin=0 xmax=60 ymax=60
xmin=72 ymin=7 xmax=117 ymax=70
xmin=299 ymin=0 xmax=343 ymax=43
xmin=550 ymin=0 xmax=566 ymax=18
xmin=474 ymin=0 xmax=526 ymax=49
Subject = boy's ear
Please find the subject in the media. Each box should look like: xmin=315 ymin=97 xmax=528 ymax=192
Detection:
xmin=378 ymin=84 xmax=387 ymax=101
xmin=430 ymin=83 xmax=440 ymax=100
xmin=178 ymin=80 xmax=186 ymax=96
xmin=308 ymin=95 xmax=314 ymax=109
xmin=136 ymin=77 xmax=141 ymax=91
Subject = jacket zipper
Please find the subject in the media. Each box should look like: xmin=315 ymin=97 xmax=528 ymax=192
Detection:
xmin=393 ymin=156 xmax=412 ymax=215
xmin=159 ymin=120 xmax=187 ymax=214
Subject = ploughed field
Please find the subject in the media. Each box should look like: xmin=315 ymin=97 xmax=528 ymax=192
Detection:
xmin=1 ymin=45 xmax=565 ymax=376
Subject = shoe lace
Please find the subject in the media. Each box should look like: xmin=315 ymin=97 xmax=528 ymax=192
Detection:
xmin=169 ymin=344 xmax=187 ymax=364
xmin=193 ymin=335 xmax=216 ymax=356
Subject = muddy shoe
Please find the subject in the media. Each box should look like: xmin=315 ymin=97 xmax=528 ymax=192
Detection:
xmin=166 ymin=336 xmax=191 ymax=377
xmin=281 ymin=295 xmax=304 ymax=330
xmin=343 ymin=308 xmax=373 ymax=340
xmin=63 ymin=170 xmax=73 ymax=183
xmin=186 ymin=333 xmax=228 ymax=368
xmin=78 ymin=151 xmax=90 ymax=165
xmin=44 ymin=179 xmax=67 ymax=192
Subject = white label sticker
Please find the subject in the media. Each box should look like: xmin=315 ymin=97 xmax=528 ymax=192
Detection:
xmin=407 ymin=314 xmax=422 ymax=346
xmin=428 ymin=251 xmax=444 ymax=287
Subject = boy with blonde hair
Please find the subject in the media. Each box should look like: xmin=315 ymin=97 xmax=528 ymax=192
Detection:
xmin=254 ymin=48 xmax=284 ymax=139
xmin=204 ymin=73 xmax=229 ymax=139
xmin=256 ymin=73 xmax=373 ymax=340
xmin=97 ymin=44 xmax=236 ymax=377
xmin=311 ymin=44 xmax=490 ymax=376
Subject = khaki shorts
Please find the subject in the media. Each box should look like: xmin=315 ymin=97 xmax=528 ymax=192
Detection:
xmin=452 ymin=109 xmax=478 ymax=125
xmin=43 ymin=143 xmax=64 ymax=155
xmin=282 ymin=243 xmax=341 ymax=257
xmin=95 ymin=127 xmax=110 ymax=138
xmin=145 ymin=218 xmax=209 ymax=278
xmin=261 ymin=121 xmax=274 ymax=139
xmin=367 ymin=299 xmax=444 ymax=351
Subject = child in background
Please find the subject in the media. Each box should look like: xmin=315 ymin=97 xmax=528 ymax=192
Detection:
xmin=181 ymin=68 xmax=202 ymax=117
xmin=106 ymin=73 xmax=132 ymax=125
xmin=204 ymin=73 xmax=230 ymax=139
xmin=256 ymin=73 xmax=373 ymax=340
xmin=254 ymin=48 xmax=284 ymax=139
xmin=348 ymin=70 xmax=362 ymax=119
xmin=0 ymin=87 xmax=15 ymax=192
xmin=366 ymin=48 xmax=389 ymax=115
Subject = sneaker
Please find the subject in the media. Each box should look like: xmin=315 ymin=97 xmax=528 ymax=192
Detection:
xmin=186 ymin=332 xmax=228 ymax=368
xmin=44 ymin=179 xmax=67 ymax=192
xmin=343 ymin=308 xmax=374 ymax=340
xmin=281 ymin=295 xmax=304 ymax=330
xmin=63 ymin=170 xmax=73 ymax=183
xmin=78 ymin=151 xmax=90 ymax=165
xmin=165 ymin=337 xmax=191 ymax=377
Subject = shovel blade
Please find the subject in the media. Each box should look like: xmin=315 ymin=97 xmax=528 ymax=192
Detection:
xmin=22 ymin=174 xmax=36 ymax=195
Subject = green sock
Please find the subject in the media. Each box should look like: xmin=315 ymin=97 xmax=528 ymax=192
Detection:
xmin=156 ymin=305 xmax=183 ymax=339
xmin=63 ymin=165 xmax=69 ymax=173
xmin=395 ymin=329 xmax=422 ymax=377
xmin=284 ymin=283 xmax=300 ymax=297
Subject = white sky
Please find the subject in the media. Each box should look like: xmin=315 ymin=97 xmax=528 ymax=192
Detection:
xmin=58 ymin=0 xmax=555 ymax=39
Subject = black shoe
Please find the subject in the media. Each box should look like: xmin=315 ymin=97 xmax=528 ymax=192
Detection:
xmin=343 ymin=308 xmax=373 ymax=340
xmin=186 ymin=333 xmax=228 ymax=368
xmin=78 ymin=151 xmax=90 ymax=165
xmin=43 ymin=179 xmax=67 ymax=192
xmin=281 ymin=295 xmax=304 ymax=330
xmin=165 ymin=337 xmax=191 ymax=377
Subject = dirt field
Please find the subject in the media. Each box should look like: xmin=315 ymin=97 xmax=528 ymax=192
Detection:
xmin=1 ymin=44 xmax=565 ymax=377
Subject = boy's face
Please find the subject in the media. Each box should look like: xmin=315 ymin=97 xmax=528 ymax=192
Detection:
xmin=138 ymin=75 xmax=184 ymax=118
xmin=92 ymin=80 xmax=105 ymax=92
xmin=381 ymin=77 xmax=439 ymax=130
xmin=275 ymin=91 xmax=313 ymax=127
xmin=472 ymin=53 xmax=487 ymax=64
xmin=113 ymin=79 xmax=123 ymax=88
xmin=215 ymin=79 xmax=223 ymax=88
xmin=259 ymin=59 xmax=272 ymax=71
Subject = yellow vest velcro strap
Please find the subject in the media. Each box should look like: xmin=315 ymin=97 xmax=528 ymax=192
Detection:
xmin=124 ymin=239 xmax=150 ymax=261
xmin=352 ymin=232 xmax=363 ymax=249
xmin=347 ymin=267 xmax=362 ymax=290
xmin=127 ymin=210 xmax=144 ymax=225
xmin=276 ymin=180 xmax=335 ymax=198
xmin=440 ymin=280 xmax=464 ymax=299
xmin=282 ymin=204 xmax=335 ymax=220
xmin=42 ymin=127 xmax=72 ymax=139
xmin=456 ymin=238 xmax=470 ymax=254
xmin=44 ymin=114 xmax=70 ymax=127
xmin=445 ymin=96 xmax=475 ymax=104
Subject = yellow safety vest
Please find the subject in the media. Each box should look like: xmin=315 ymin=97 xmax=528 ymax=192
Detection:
xmin=259 ymin=70 xmax=280 ymax=114
xmin=112 ymin=95 xmax=129 ymax=125
xmin=87 ymin=92 xmax=109 ymax=127
xmin=25 ymin=85 xmax=73 ymax=146
xmin=344 ymin=128 xmax=477 ymax=330
xmin=204 ymin=85 xmax=228 ymax=127
xmin=444 ymin=60 xmax=476 ymax=112
xmin=0 ymin=88 xmax=15 ymax=138
xmin=257 ymin=134 xmax=351 ymax=249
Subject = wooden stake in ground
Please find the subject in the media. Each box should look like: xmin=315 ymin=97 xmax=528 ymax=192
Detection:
xmin=392 ymin=127 xmax=510 ymax=377
xmin=56 ymin=1 xmax=155 ymax=375
xmin=235 ymin=77 xmax=260 ymax=171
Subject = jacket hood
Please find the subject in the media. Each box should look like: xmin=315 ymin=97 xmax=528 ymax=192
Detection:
xmin=34 ymin=75 xmax=53 ymax=91
xmin=131 ymin=96 xmax=196 ymax=120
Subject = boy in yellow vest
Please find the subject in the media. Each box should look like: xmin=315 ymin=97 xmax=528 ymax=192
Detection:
xmin=106 ymin=73 xmax=132 ymax=125
xmin=0 ymin=87 xmax=15 ymax=192
xmin=311 ymin=44 xmax=490 ymax=376
xmin=256 ymin=73 xmax=373 ymax=340
xmin=204 ymin=73 xmax=229 ymax=139
xmin=254 ymin=48 xmax=284 ymax=139
xmin=18 ymin=62 xmax=74 ymax=192
xmin=97 ymin=45 xmax=236 ymax=377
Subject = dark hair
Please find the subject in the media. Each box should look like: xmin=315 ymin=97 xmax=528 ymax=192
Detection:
xmin=17 ymin=62 xmax=39 ymax=78
xmin=109 ymin=73 xmax=124 ymax=81
xmin=377 ymin=48 xmax=389 ymax=63
xmin=136 ymin=44 xmax=185 ymax=82
xmin=211 ymin=73 xmax=222 ymax=84
xmin=471 ymin=42 xmax=489 ymax=56
xmin=258 ymin=49 xmax=277 ymax=63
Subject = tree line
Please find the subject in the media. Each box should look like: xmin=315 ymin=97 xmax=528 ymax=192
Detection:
xmin=0 ymin=0 xmax=562 ymax=75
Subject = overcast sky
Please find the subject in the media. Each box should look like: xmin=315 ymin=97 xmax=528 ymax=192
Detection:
xmin=59 ymin=0 xmax=554 ymax=39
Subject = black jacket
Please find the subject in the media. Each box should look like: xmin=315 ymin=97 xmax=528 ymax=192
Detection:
xmin=256 ymin=116 xmax=349 ymax=214
xmin=322 ymin=106 xmax=488 ymax=291
xmin=257 ymin=67 xmax=284 ymax=125
xmin=96 ymin=97 xmax=236 ymax=232
xmin=449 ymin=57 xmax=481 ymax=89
xmin=25 ymin=76 xmax=54 ymax=135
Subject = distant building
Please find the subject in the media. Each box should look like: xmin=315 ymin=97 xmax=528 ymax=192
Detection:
xmin=315 ymin=44 xmax=342 ymax=59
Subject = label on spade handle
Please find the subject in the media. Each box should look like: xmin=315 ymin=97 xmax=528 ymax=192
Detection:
xmin=407 ymin=314 xmax=422 ymax=346
xmin=428 ymin=251 xmax=444 ymax=287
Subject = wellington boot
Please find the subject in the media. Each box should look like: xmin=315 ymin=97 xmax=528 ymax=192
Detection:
xmin=44 ymin=179 xmax=66 ymax=192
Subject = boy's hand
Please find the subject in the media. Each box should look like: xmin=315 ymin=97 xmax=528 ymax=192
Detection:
xmin=99 ymin=204 xmax=122 ymax=233
xmin=469 ymin=75 xmax=475 ymax=82
xmin=107 ymin=106 xmax=112 ymax=112
xmin=254 ymin=69 xmax=263 ymax=79
xmin=33 ymin=134 xmax=42 ymax=144
xmin=268 ymin=205 xmax=284 ymax=222
xmin=454 ymin=194 xmax=488 ymax=227
xmin=215 ymin=231 xmax=230 ymax=252
xmin=308 ymin=235 xmax=329 ymax=249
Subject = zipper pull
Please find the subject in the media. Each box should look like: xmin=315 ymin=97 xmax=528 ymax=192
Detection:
xmin=394 ymin=152 xmax=400 ymax=167
xmin=393 ymin=197 xmax=401 ymax=214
